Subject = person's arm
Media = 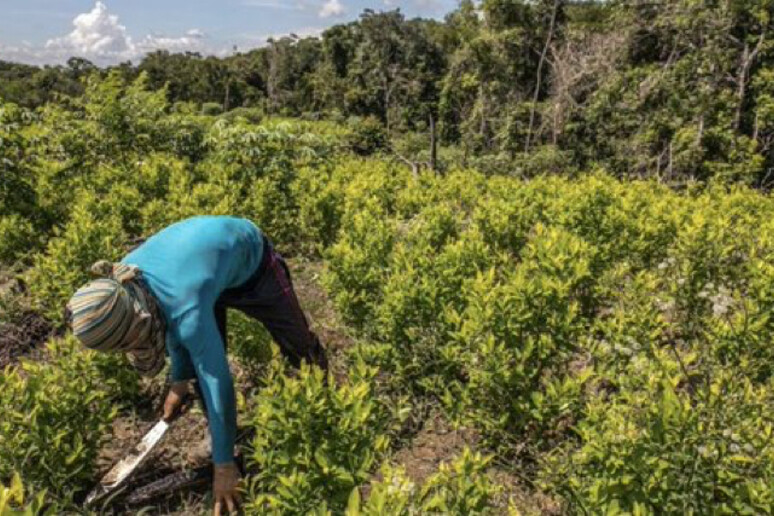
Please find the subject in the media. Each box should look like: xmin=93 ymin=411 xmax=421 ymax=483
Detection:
xmin=176 ymin=308 xmax=237 ymax=465
xmin=167 ymin=336 xmax=196 ymax=383
xmin=177 ymin=308 xmax=242 ymax=514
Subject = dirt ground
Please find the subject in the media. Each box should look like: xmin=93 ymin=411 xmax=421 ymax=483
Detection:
xmin=0 ymin=310 xmax=53 ymax=369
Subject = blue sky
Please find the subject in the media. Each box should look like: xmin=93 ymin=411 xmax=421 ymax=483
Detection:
xmin=0 ymin=0 xmax=459 ymax=65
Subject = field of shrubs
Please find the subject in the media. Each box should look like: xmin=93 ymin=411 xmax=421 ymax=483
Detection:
xmin=3 ymin=73 xmax=774 ymax=514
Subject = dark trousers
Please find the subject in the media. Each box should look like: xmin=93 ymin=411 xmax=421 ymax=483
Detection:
xmin=214 ymin=237 xmax=328 ymax=371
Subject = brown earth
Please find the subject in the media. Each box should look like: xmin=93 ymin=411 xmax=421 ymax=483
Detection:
xmin=391 ymin=413 xmax=480 ymax=486
xmin=380 ymin=413 xmax=559 ymax=515
xmin=0 ymin=310 xmax=53 ymax=369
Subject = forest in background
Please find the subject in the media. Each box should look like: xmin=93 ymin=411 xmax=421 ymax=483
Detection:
xmin=3 ymin=0 xmax=774 ymax=185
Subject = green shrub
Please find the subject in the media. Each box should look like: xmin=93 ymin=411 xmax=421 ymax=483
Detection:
xmin=323 ymin=201 xmax=397 ymax=329
xmin=228 ymin=310 xmax=274 ymax=372
xmin=201 ymin=102 xmax=224 ymax=116
xmin=0 ymin=215 xmax=38 ymax=265
xmin=244 ymin=362 xmax=391 ymax=515
xmin=0 ymin=337 xmax=119 ymax=502
xmin=542 ymin=370 xmax=774 ymax=514
xmin=449 ymin=225 xmax=594 ymax=453
xmin=26 ymin=193 xmax=127 ymax=322
xmin=219 ymin=107 xmax=264 ymax=125
xmin=292 ymin=165 xmax=345 ymax=253
xmin=369 ymin=227 xmax=491 ymax=396
xmin=0 ymin=474 xmax=52 ymax=516
xmin=0 ymin=102 xmax=37 ymax=222
xmin=347 ymin=448 xmax=502 ymax=515
xmin=346 ymin=116 xmax=388 ymax=156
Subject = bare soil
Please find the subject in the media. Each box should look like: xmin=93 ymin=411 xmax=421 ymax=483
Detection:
xmin=391 ymin=413 xmax=479 ymax=486
xmin=0 ymin=310 xmax=53 ymax=369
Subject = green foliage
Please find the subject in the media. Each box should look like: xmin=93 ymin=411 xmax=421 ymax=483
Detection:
xmin=244 ymin=362 xmax=391 ymax=515
xmin=542 ymin=371 xmax=774 ymax=514
xmin=321 ymin=159 xmax=774 ymax=510
xmin=0 ymin=474 xmax=52 ymax=516
xmin=26 ymin=192 xmax=127 ymax=322
xmin=201 ymin=102 xmax=224 ymax=116
xmin=0 ymin=337 xmax=121 ymax=502
xmin=346 ymin=116 xmax=389 ymax=156
xmin=0 ymin=102 xmax=36 ymax=221
xmin=449 ymin=225 xmax=593 ymax=452
xmin=323 ymin=201 xmax=397 ymax=328
xmin=228 ymin=311 xmax=274 ymax=371
xmin=219 ymin=107 xmax=264 ymax=124
xmin=347 ymin=449 xmax=501 ymax=515
xmin=0 ymin=215 xmax=38 ymax=265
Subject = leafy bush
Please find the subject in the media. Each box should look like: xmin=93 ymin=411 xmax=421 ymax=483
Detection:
xmin=244 ymin=362 xmax=392 ymax=514
xmin=0 ymin=474 xmax=51 ymax=516
xmin=201 ymin=102 xmax=224 ymax=116
xmin=346 ymin=116 xmax=388 ymax=156
xmin=448 ymin=225 xmax=593 ymax=452
xmin=292 ymin=165 xmax=345 ymax=252
xmin=347 ymin=448 xmax=502 ymax=515
xmin=228 ymin=310 xmax=274 ymax=372
xmin=0 ymin=215 xmax=38 ymax=265
xmin=0 ymin=337 xmax=120 ymax=502
xmin=26 ymin=193 xmax=127 ymax=322
xmin=323 ymin=201 xmax=397 ymax=329
xmin=219 ymin=107 xmax=264 ymax=125
xmin=542 ymin=370 xmax=774 ymax=514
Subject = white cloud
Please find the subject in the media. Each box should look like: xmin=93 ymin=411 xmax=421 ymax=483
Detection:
xmin=236 ymin=26 xmax=324 ymax=48
xmin=136 ymin=29 xmax=207 ymax=55
xmin=2 ymin=2 xmax=212 ymax=66
xmin=382 ymin=0 xmax=444 ymax=11
xmin=319 ymin=0 xmax=346 ymax=18
xmin=45 ymin=2 xmax=133 ymax=57
xmin=241 ymin=0 xmax=304 ymax=9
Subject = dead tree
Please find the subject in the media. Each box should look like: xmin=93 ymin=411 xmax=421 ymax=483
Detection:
xmin=525 ymin=0 xmax=561 ymax=153
xmin=733 ymin=31 xmax=766 ymax=132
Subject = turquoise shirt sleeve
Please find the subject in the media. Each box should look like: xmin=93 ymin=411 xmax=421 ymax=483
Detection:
xmin=167 ymin=335 xmax=196 ymax=382
xmin=176 ymin=307 xmax=236 ymax=465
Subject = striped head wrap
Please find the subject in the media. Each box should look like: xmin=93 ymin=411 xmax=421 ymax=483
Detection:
xmin=67 ymin=260 xmax=166 ymax=377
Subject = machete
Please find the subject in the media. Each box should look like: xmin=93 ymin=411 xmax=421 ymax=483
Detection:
xmin=85 ymin=389 xmax=193 ymax=507
xmin=85 ymin=418 xmax=171 ymax=507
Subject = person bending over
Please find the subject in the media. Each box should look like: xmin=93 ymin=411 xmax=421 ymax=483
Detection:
xmin=66 ymin=216 xmax=328 ymax=515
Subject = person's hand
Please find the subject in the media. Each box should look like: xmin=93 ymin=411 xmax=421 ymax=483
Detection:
xmin=162 ymin=381 xmax=189 ymax=421
xmin=213 ymin=462 xmax=241 ymax=515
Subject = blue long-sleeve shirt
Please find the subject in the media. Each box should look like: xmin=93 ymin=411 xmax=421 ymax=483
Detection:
xmin=123 ymin=216 xmax=264 ymax=464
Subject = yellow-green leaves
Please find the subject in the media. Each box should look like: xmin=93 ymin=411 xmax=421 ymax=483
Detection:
xmin=346 ymin=449 xmax=500 ymax=516
xmin=243 ymin=363 xmax=392 ymax=515
xmin=0 ymin=337 xmax=122 ymax=504
xmin=0 ymin=473 xmax=52 ymax=516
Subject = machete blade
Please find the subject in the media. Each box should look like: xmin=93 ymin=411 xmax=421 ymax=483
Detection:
xmin=85 ymin=419 xmax=170 ymax=507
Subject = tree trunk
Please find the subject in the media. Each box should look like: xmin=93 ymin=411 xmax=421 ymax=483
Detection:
xmin=526 ymin=0 xmax=560 ymax=153
xmin=478 ymin=86 xmax=487 ymax=143
xmin=384 ymin=77 xmax=392 ymax=132
xmin=734 ymin=32 xmax=765 ymax=132
xmin=429 ymin=112 xmax=438 ymax=173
